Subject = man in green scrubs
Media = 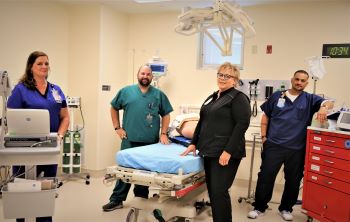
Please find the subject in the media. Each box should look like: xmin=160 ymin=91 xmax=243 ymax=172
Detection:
xmin=102 ymin=65 xmax=173 ymax=211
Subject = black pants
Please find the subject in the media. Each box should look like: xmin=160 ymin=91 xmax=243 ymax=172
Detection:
xmin=17 ymin=218 xmax=51 ymax=222
xmin=252 ymin=141 xmax=305 ymax=213
xmin=204 ymin=156 xmax=241 ymax=222
xmin=109 ymin=141 xmax=153 ymax=202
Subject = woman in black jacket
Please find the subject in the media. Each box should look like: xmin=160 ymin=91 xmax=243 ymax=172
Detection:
xmin=181 ymin=62 xmax=251 ymax=222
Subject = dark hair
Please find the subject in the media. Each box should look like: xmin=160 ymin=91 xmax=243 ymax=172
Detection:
xmin=19 ymin=51 xmax=48 ymax=90
xmin=294 ymin=70 xmax=309 ymax=78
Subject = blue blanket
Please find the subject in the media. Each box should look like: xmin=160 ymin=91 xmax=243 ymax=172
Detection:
xmin=116 ymin=143 xmax=203 ymax=174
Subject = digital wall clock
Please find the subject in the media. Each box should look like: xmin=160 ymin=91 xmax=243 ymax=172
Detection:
xmin=322 ymin=44 xmax=350 ymax=58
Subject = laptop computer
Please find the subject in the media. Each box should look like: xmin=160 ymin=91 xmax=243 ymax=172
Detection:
xmin=5 ymin=109 xmax=57 ymax=147
xmin=7 ymin=109 xmax=50 ymax=137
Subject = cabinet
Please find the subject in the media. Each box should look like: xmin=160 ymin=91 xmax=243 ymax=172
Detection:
xmin=302 ymin=127 xmax=350 ymax=222
xmin=0 ymin=146 xmax=60 ymax=220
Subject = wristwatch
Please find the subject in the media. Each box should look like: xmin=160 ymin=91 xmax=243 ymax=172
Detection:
xmin=114 ymin=126 xmax=121 ymax=131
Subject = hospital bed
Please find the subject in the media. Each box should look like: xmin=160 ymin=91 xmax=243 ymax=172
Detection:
xmin=105 ymin=143 xmax=208 ymax=222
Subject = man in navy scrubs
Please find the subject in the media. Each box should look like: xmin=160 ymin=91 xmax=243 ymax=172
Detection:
xmin=247 ymin=70 xmax=333 ymax=221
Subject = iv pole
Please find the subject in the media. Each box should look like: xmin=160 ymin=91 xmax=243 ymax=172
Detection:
xmin=305 ymin=56 xmax=328 ymax=94
xmin=312 ymin=76 xmax=318 ymax=94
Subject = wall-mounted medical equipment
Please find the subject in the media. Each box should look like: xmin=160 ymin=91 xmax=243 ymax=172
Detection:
xmin=248 ymin=79 xmax=259 ymax=117
xmin=0 ymin=70 xmax=11 ymax=98
xmin=174 ymin=0 xmax=255 ymax=56
xmin=237 ymin=79 xmax=289 ymax=101
xmin=336 ymin=111 xmax=350 ymax=131
xmin=265 ymin=86 xmax=274 ymax=100
xmin=0 ymin=70 xmax=11 ymax=149
xmin=147 ymin=56 xmax=168 ymax=88
xmin=147 ymin=56 xmax=167 ymax=78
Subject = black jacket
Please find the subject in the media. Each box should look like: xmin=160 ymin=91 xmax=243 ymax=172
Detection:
xmin=191 ymin=88 xmax=251 ymax=159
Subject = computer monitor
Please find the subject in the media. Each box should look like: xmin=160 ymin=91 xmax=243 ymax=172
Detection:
xmin=336 ymin=111 xmax=350 ymax=131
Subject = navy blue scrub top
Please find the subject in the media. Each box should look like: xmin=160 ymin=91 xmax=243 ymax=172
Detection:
xmin=7 ymin=82 xmax=67 ymax=132
xmin=261 ymin=91 xmax=324 ymax=150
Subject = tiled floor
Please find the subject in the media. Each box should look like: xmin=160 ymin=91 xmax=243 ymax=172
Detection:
xmin=0 ymin=175 xmax=314 ymax=222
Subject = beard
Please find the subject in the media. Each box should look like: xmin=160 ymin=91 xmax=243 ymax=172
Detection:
xmin=138 ymin=78 xmax=151 ymax=87
xmin=293 ymin=85 xmax=305 ymax=92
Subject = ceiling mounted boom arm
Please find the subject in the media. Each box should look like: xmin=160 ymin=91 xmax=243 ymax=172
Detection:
xmin=174 ymin=0 xmax=256 ymax=56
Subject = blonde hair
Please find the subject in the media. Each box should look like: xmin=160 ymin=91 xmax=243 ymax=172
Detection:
xmin=217 ymin=62 xmax=240 ymax=87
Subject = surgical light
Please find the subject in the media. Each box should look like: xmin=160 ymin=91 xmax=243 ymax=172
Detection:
xmin=174 ymin=0 xmax=256 ymax=56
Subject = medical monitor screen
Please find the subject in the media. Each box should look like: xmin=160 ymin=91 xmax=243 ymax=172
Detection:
xmin=336 ymin=111 xmax=350 ymax=131
xmin=149 ymin=64 xmax=167 ymax=77
xmin=150 ymin=64 xmax=165 ymax=72
xmin=340 ymin=112 xmax=350 ymax=123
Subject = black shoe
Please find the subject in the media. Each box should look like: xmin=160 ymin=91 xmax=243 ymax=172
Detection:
xmin=102 ymin=201 xmax=123 ymax=212
xmin=135 ymin=195 xmax=148 ymax=199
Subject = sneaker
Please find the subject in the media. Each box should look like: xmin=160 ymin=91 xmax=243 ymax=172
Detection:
xmin=102 ymin=201 xmax=123 ymax=212
xmin=247 ymin=210 xmax=265 ymax=219
xmin=279 ymin=210 xmax=293 ymax=221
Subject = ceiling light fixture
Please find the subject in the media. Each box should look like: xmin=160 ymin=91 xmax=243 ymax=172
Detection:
xmin=134 ymin=0 xmax=171 ymax=3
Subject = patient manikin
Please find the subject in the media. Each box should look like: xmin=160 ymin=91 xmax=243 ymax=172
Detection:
xmin=177 ymin=120 xmax=198 ymax=139
xmin=169 ymin=113 xmax=199 ymax=139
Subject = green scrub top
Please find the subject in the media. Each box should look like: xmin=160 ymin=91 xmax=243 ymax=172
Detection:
xmin=111 ymin=84 xmax=173 ymax=145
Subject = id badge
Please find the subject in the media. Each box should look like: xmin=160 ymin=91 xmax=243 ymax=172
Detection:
xmin=203 ymin=97 xmax=213 ymax=106
xmin=51 ymin=88 xmax=62 ymax=103
xmin=146 ymin=113 xmax=153 ymax=127
xmin=277 ymin=98 xmax=285 ymax=108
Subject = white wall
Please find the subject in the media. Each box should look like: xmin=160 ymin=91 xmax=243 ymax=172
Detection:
xmin=97 ymin=6 xmax=129 ymax=169
xmin=67 ymin=4 xmax=101 ymax=170
xmin=67 ymin=4 xmax=129 ymax=170
xmin=0 ymin=2 xmax=69 ymax=92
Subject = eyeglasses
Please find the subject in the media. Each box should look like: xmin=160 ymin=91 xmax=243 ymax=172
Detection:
xmin=217 ymin=73 xmax=235 ymax=80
